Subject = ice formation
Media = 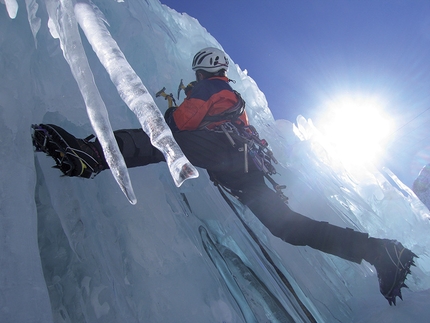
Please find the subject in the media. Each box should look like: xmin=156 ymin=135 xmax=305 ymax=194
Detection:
xmin=1 ymin=0 xmax=430 ymax=322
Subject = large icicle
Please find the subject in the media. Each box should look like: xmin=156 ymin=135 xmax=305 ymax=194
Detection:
xmin=46 ymin=0 xmax=137 ymax=204
xmin=3 ymin=0 xmax=18 ymax=18
xmin=74 ymin=0 xmax=199 ymax=187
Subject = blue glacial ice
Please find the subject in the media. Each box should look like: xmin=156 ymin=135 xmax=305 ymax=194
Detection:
xmin=1 ymin=0 xmax=430 ymax=322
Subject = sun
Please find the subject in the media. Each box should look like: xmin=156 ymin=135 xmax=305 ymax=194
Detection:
xmin=315 ymin=94 xmax=393 ymax=166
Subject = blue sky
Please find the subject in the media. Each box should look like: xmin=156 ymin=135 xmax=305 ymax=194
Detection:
xmin=160 ymin=0 xmax=430 ymax=185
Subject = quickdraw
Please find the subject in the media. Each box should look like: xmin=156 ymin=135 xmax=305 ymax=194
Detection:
xmin=215 ymin=122 xmax=288 ymax=203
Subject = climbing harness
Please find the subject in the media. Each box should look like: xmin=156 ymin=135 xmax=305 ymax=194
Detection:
xmin=156 ymin=82 xmax=288 ymax=203
xmin=196 ymin=90 xmax=287 ymax=202
xmin=213 ymin=122 xmax=288 ymax=203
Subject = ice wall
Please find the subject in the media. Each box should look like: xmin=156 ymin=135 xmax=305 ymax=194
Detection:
xmin=412 ymin=164 xmax=430 ymax=210
xmin=2 ymin=0 xmax=430 ymax=322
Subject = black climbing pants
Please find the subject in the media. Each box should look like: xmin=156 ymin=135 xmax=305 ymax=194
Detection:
xmin=96 ymin=128 xmax=370 ymax=264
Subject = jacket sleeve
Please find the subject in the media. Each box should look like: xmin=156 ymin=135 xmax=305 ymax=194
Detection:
xmin=164 ymin=107 xmax=179 ymax=132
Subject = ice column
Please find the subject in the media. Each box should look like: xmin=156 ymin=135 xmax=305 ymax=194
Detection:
xmin=74 ymin=0 xmax=199 ymax=187
xmin=47 ymin=0 xmax=137 ymax=204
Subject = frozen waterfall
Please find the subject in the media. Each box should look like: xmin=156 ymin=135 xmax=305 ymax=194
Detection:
xmin=1 ymin=0 xmax=430 ymax=322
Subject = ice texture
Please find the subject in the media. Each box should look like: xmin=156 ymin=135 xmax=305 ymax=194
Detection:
xmin=44 ymin=0 xmax=137 ymax=204
xmin=412 ymin=164 xmax=430 ymax=211
xmin=1 ymin=0 xmax=430 ymax=322
xmin=74 ymin=0 xmax=198 ymax=190
xmin=4 ymin=0 xmax=18 ymax=18
xmin=25 ymin=0 xmax=41 ymax=47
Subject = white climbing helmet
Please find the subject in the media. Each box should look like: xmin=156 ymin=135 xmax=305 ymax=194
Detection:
xmin=192 ymin=47 xmax=229 ymax=72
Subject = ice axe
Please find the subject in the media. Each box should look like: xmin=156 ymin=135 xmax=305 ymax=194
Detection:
xmin=177 ymin=79 xmax=186 ymax=99
xmin=177 ymin=79 xmax=198 ymax=100
xmin=155 ymin=87 xmax=176 ymax=108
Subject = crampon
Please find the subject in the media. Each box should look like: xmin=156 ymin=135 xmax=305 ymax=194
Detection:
xmin=374 ymin=240 xmax=417 ymax=306
xmin=31 ymin=124 xmax=103 ymax=178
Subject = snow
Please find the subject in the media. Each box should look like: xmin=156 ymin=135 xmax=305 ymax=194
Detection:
xmin=1 ymin=0 xmax=430 ymax=322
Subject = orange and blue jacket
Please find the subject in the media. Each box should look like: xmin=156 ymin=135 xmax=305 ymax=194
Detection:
xmin=165 ymin=76 xmax=248 ymax=131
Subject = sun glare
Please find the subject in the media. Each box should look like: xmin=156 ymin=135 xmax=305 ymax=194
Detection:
xmin=316 ymin=95 xmax=392 ymax=165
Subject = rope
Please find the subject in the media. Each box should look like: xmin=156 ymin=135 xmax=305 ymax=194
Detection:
xmin=215 ymin=183 xmax=316 ymax=322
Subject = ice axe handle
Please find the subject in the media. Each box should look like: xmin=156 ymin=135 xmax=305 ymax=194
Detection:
xmin=177 ymin=79 xmax=186 ymax=99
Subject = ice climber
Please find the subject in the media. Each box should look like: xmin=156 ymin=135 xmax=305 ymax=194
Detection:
xmin=32 ymin=47 xmax=416 ymax=305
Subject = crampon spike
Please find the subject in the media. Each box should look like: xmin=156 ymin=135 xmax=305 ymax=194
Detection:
xmin=374 ymin=240 xmax=417 ymax=306
xmin=398 ymin=290 xmax=403 ymax=301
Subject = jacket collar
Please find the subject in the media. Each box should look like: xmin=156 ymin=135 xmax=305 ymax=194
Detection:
xmin=207 ymin=76 xmax=229 ymax=82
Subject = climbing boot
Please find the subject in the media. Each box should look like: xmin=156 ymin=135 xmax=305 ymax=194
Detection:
xmin=32 ymin=124 xmax=104 ymax=178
